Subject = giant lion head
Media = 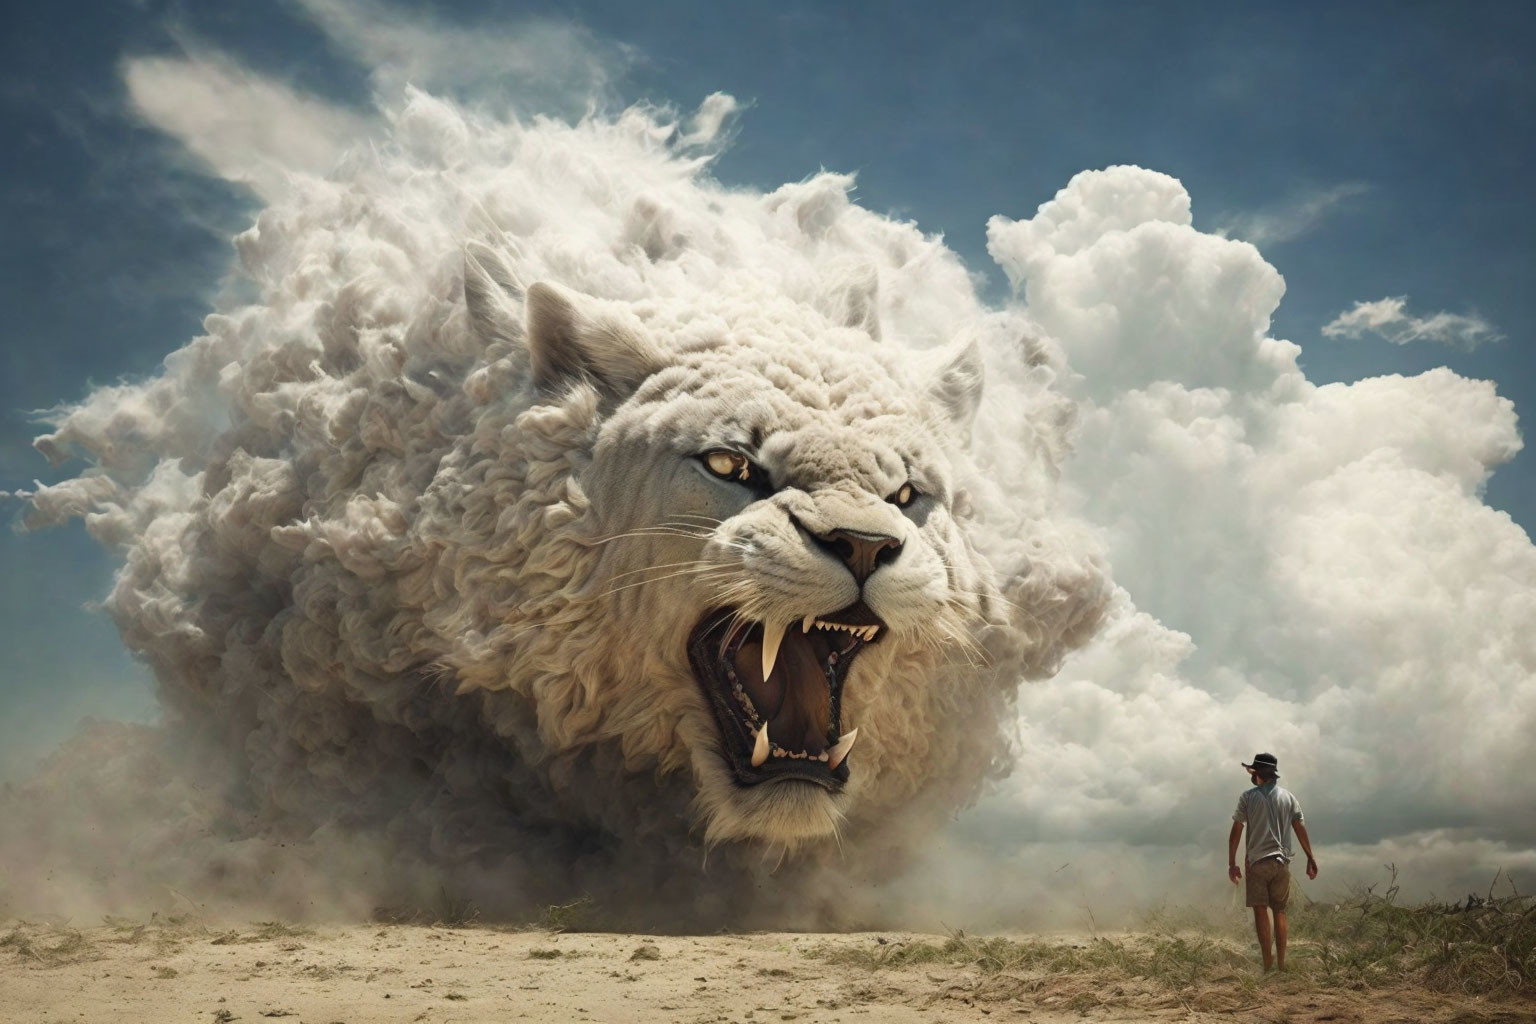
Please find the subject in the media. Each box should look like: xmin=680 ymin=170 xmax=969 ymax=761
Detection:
xmin=449 ymin=263 xmax=1016 ymax=851
xmin=17 ymin=96 xmax=1108 ymax=919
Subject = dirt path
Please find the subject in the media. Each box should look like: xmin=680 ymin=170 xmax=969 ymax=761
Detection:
xmin=1 ymin=920 xmax=1528 ymax=1024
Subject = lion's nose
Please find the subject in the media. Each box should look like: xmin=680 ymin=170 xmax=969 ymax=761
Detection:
xmin=814 ymin=528 xmax=903 ymax=585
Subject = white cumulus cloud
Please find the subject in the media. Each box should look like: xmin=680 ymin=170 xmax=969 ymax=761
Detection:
xmin=975 ymin=166 xmax=1533 ymax=910
xmin=987 ymin=166 xmax=1298 ymax=399
xmin=1323 ymin=295 xmax=1502 ymax=350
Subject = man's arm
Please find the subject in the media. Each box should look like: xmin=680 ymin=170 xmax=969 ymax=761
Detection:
xmin=1294 ymin=821 xmax=1318 ymax=880
xmin=1227 ymin=821 xmax=1244 ymax=884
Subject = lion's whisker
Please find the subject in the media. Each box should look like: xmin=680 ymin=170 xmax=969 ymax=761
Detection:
xmin=599 ymin=566 xmax=737 ymax=599
xmin=604 ymin=559 xmax=723 ymax=582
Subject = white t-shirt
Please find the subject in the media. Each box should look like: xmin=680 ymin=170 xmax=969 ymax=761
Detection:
xmin=1233 ymin=782 xmax=1304 ymax=864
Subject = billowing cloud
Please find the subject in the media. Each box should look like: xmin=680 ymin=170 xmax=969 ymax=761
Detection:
xmin=976 ymin=166 xmax=1533 ymax=909
xmin=987 ymin=166 xmax=1297 ymax=399
xmin=1323 ymin=295 xmax=1502 ymax=350
xmin=1215 ymin=182 xmax=1369 ymax=247
xmin=123 ymin=53 xmax=374 ymax=200
xmin=293 ymin=0 xmax=634 ymax=112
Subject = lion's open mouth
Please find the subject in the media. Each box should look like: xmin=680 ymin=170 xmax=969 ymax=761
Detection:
xmin=687 ymin=603 xmax=883 ymax=791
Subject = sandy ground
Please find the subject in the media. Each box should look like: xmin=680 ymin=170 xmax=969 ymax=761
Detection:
xmin=2 ymin=920 xmax=1530 ymax=1024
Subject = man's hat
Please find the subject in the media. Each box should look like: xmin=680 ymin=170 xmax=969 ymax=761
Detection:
xmin=1242 ymin=753 xmax=1279 ymax=776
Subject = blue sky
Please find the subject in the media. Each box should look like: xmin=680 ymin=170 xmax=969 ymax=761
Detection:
xmin=2 ymin=0 xmax=1532 ymax=785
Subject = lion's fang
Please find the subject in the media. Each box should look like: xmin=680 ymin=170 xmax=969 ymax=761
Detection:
xmin=827 ymin=728 xmax=859 ymax=770
xmin=761 ymin=619 xmax=787 ymax=681
xmin=751 ymin=722 xmax=770 ymax=767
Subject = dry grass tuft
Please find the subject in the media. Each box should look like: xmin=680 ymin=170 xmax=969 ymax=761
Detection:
xmin=540 ymin=895 xmax=594 ymax=933
xmin=102 ymin=915 xmax=148 ymax=943
xmin=248 ymin=921 xmax=314 ymax=942
xmin=432 ymin=886 xmax=481 ymax=928
xmin=1 ymin=923 xmax=99 ymax=966
xmin=1297 ymin=868 xmax=1533 ymax=996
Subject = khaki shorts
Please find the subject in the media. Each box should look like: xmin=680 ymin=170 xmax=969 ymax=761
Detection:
xmin=1246 ymin=856 xmax=1291 ymax=910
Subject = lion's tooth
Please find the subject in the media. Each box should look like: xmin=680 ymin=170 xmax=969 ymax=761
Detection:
xmin=863 ymin=625 xmax=878 ymax=641
xmin=827 ymin=727 xmax=859 ymax=770
xmin=751 ymin=722 xmax=770 ymax=767
xmin=761 ymin=619 xmax=787 ymax=681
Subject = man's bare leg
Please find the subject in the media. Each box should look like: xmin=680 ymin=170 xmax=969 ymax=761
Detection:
xmin=1252 ymin=906 xmax=1274 ymax=970
xmin=1274 ymin=910 xmax=1288 ymax=971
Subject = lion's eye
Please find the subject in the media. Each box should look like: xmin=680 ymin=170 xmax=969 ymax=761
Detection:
xmin=891 ymin=483 xmax=918 ymax=508
xmin=703 ymin=450 xmax=754 ymax=483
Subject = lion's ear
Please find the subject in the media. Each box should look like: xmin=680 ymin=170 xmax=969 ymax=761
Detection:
xmin=827 ymin=262 xmax=881 ymax=340
xmin=524 ymin=282 xmax=664 ymax=398
xmin=464 ymin=242 xmax=525 ymax=346
xmin=921 ymin=337 xmax=985 ymax=432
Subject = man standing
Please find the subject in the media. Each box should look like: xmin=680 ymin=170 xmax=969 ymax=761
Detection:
xmin=1228 ymin=753 xmax=1318 ymax=971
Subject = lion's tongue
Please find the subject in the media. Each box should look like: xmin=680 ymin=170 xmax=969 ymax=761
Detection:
xmin=734 ymin=631 xmax=831 ymax=755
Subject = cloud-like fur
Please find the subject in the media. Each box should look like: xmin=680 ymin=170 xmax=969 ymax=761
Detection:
xmin=6 ymin=87 xmax=1109 ymax=926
